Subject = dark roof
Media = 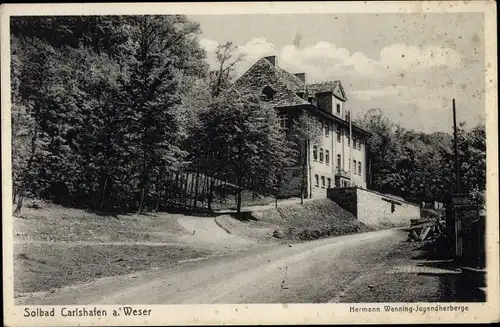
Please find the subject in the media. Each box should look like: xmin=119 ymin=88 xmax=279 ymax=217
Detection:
xmin=307 ymin=81 xmax=340 ymax=95
xmin=227 ymin=56 xmax=369 ymax=136
xmin=226 ymin=57 xmax=309 ymax=107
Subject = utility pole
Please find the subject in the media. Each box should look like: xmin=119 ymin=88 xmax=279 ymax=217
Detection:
xmin=452 ymin=98 xmax=461 ymax=193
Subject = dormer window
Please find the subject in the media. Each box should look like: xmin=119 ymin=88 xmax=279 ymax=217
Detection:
xmin=336 ymin=103 xmax=341 ymax=114
xmin=261 ymin=86 xmax=276 ymax=101
xmin=308 ymin=96 xmax=317 ymax=106
xmin=296 ymin=92 xmax=305 ymax=99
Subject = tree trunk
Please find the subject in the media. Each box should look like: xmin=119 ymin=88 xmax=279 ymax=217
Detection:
xmin=137 ymin=185 xmax=145 ymax=214
xmin=300 ymin=140 xmax=306 ymax=204
xmin=201 ymin=174 xmax=208 ymax=205
xmin=193 ymin=171 xmax=200 ymax=209
xmin=236 ymin=188 xmax=242 ymax=213
xmin=155 ymin=182 xmax=161 ymax=212
xmin=183 ymin=172 xmax=189 ymax=207
xmin=207 ymin=177 xmax=214 ymax=210
xmin=368 ymin=158 xmax=372 ymax=189
xmin=99 ymin=175 xmax=108 ymax=210
xmin=14 ymin=130 xmax=38 ymax=215
xmin=189 ymin=172 xmax=196 ymax=207
xmin=223 ymin=181 xmax=227 ymax=204
xmin=14 ymin=183 xmax=26 ymax=215
xmin=307 ymin=140 xmax=313 ymax=199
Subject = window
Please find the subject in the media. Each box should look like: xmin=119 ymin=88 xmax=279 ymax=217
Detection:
xmin=313 ymin=145 xmax=318 ymax=161
xmin=319 ymin=148 xmax=324 ymax=162
xmin=337 ymin=126 xmax=341 ymax=142
xmin=337 ymin=154 xmax=341 ymax=169
xmin=261 ymin=86 xmax=276 ymax=101
xmin=353 ymin=136 xmax=357 ymax=149
xmin=279 ymin=114 xmax=288 ymax=130
xmin=315 ymin=174 xmax=319 ymax=187
xmin=327 ymin=178 xmax=332 ymax=188
xmin=325 ymin=124 xmax=330 ymax=137
xmin=296 ymin=92 xmax=305 ymax=99
xmin=353 ymin=160 xmax=356 ymax=174
xmin=358 ymin=140 xmax=362 ymax=150
xmin=347 ymin=135 xmax=350 ymax=146
xmin=321 ymin=176 xmax=325 ymax=188
xmin=325 ymin=150 xmax=330 ymax=165
xmin=336 ymin=103 xmax=341 ymax=114
xmin=358 ymin=161 xmax=362 ymax=175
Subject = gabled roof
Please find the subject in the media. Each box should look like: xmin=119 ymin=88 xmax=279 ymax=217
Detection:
xmin=307 ymin=81 xmax=340 ymax=94
xmin=307 ymin=80 xmax=347 ymax=101
xmin=226 ymin=57 xmax=309 ymax=108
xmin=226 ymin=56 xmax=368 ymax=135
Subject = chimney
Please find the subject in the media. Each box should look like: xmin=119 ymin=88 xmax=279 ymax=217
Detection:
xmin=264 ymin=56 xmax=277 ymax=67
xmin=294 ymin=73 xmax=306 ymax=84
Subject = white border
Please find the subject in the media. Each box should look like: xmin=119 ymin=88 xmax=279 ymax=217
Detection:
xmin=2 ymin=2 xmax=499 ymax=325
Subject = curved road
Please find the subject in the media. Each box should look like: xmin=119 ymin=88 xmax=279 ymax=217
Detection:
xmin=22 ymin=229 xmax=405 ymax=304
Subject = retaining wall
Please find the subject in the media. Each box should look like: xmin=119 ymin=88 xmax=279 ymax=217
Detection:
xmin=327 ymin=187 xmax=421 ymax=227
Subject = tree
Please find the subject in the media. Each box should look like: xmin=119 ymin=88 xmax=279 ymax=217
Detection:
xmin=11 ymin=37 xmax=57 ymax=213
xmin=439 ymin=122 xmax=486 ymax=202
xmin=357 ymin=107 xmax=485 ymax=204
xmin=208 ymin=41 xmax=246 ymax=98
xmin=355 ymin=108 xmax=402 ymax=194
xmin=196 ymin=95 xmax=296 ymax=213
xmin=11 ymin=15 xmax=209 ymax=213
xmin=121 ymin=15 xmax=207 ymax=213
xmin=293 ymin=111 xmax=323 ymax=203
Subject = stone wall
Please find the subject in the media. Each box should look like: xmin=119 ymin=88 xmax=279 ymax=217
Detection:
xmin=327 ymin=187 xmax=421 ymax=227
xmin=326 ymin=187 xmax=358 ymax=217
xmin=356 ymin=188 xmax=420 ymax=227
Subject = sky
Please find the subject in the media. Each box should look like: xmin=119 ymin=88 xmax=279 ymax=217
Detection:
xmin=188 ymin=13 xmax=485 ymax=133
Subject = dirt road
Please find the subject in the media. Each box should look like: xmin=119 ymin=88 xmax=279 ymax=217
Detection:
xmin=20 ymin=229 xmax=405 ymax=304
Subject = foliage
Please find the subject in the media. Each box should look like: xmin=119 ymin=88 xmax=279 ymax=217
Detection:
xmin=11 ymin=16 xmax=209 ymax=213
xmin=292 ymin=111 xmax=323 ymax=201
xmin=356 ymin=108 xmax=486 ymax=203
xmin=192 ymin=95 xmax=297 ymax=212
xmin=293 ymin=111 xmax=323 ymax=146
xmin=208 ymin=41 xmax=246 ymax=98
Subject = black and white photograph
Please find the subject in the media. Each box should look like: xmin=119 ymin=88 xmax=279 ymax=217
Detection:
xmin=2 ymin=1 xmax=498 ymax=326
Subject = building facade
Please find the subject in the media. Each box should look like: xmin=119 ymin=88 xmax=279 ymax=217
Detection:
xmin=227 ymin=55 xmax=371 ymax=198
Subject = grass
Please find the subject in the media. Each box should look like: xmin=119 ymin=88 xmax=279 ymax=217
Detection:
xmin=252 ymin=199 xmax=374 ymax=241
xmin=13 ymin=200 xmax=210 ymax=295
xmin=14 ymin=200 xmax=187 ymax=243
xmin=216 ymin=191 xmax=276 ymax=210
xmin=14 ymin=243 xmax=209 ymax=295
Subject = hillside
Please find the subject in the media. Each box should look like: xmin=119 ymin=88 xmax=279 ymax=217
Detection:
xmin=217 ymin=199 xmax=374 ymax=242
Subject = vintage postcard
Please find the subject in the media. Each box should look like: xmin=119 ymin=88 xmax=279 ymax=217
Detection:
xmin=2 ymin=1 xmax=499 ymax=325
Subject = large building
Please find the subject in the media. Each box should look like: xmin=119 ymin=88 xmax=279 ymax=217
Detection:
xmin=227 ymin=55 xmax=371 ymax=198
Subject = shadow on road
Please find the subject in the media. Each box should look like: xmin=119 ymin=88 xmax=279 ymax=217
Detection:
xmin=410 ymin=238 xmax=486 ymax=302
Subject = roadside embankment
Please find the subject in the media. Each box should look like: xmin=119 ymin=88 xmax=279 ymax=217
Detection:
xmin=217 ymin=199 xmax=374 ymax=242
xmin=13 ymin=201 xmax=221 ymax=296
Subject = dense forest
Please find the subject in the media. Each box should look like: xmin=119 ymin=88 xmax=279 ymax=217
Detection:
xmin=11 ymin=16 xmax=294 ymax=214
xmin=355 ymin=108 xmax=486 ymax=205
xmin=11 ymin=16 xmax=486 ymax=214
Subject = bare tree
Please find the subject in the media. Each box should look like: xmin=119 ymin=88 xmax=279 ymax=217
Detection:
xmin=293 ymin=111 xmax=323 ymax=204
xmin=209 ymin=41 xmax=246 ymax=98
